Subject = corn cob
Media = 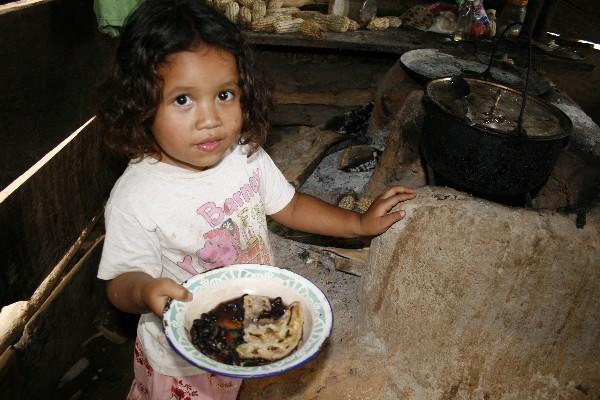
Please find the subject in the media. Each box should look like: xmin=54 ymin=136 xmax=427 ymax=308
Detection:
xmin=224 ymin=2 xmax=240 ymax=23
xmin=326 ymin=15 xmax=351 ymax=32
xmin=306 ymin=12 xmax=330 ymax=26
xmin=250 ymin=15 xmax=280 ymax=32
xmin=367 ymin=17 xmax=389 ymax=31
xmin=239 ymin=6 xmax=253 ymax=26
xmin=273 ymin=17 xmax=304 ymax=33
xmin=300 ymin=13 xmax=349 ymax=33
xmin=267 ymin=0 xmax=284 ymax=9
xmin=214 ymin=0 xmax=234 ymax=12
xmin=338 ymin=194 xmax=356 ymax=210
xmin=269 ymin=6 xmax=301 ymax=13
xmin=299 ymin=19 xmax=323 ymax=38
xmin=487 ymin=20 xmax=497 ymax=38
xmin=486 ymin=9 xmax=497 ymax=38
xmin=267 ymin=7 xmax=302 ymax=18
xmin=386 ymin=16 xmax=402 ymax=28
xmin=347 ymin=18 xmax=360 ymax=31
xmin=280 ymin=0 xmax=313 ymax=5
xmin=238 ymin=0 xmax=255 ymax=7
xmin=356 ymin=197 xmax=373 ymax=213
xmin=251 ymin=0 xmax=267 ymax=20
xmin=290 ymin=10 xmax=321 ymax=19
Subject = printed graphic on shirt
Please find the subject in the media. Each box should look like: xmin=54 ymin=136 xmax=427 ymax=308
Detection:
xmin=175 ymin=168 xmax=271 ymax=274
xmin=196 ymin=168 xmax=261 ymax=228
xmin=196 ymin=216 xmax=270 ymax=270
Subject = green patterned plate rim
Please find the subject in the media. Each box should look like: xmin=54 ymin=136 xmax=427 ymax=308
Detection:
xmin=163 ymin=264 xmax=333 ymax=378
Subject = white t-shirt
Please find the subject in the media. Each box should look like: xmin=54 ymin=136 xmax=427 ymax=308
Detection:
xmin=98 ymin=144 xmax=295 ymax=376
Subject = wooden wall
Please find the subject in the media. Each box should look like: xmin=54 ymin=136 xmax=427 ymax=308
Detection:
xmin=257 ymin=46 xmax=397 ymax=126
xmin=0 ymin=0 xmax=121 ymax=304
xmin=0 ymin=115 xmax=125 ymax=397
xmin=0 ymin=0 xmax=116 ymax=189
xmin=0 ymin=119 xmax=124 ymax=307
xmin=0 ymin=2 xmax=124 ymax=396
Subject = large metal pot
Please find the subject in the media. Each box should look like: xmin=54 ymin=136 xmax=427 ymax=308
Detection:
xmin=422 ymin=77 xmax=571 ymax=197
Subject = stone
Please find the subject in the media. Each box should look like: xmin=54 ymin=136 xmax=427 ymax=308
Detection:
xmin=360 ymin=186 xmax=600 ymax=398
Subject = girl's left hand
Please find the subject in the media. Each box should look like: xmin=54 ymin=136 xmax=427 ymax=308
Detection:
xmin=358 ymin=186 xmax=416 ymax=236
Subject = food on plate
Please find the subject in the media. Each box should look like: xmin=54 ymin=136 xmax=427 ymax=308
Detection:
xmin=189 ymin=294 xmax=304 ymax=366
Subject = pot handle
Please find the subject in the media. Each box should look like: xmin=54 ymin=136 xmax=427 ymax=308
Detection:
xmin=474 ymin=22 xmax=532 ymax=138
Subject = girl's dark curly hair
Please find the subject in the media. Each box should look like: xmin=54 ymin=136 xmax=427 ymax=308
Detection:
xmin=95 ymin=0 xmax=271 ymax=160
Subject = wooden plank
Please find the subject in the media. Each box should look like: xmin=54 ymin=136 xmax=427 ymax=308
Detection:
xmin=324 ymin=246 xmax=369 ymax=276
xmin=268 ymin=126 xmax=343 ymax=188
xmin=0 ymin=211 xmax=102 ymax=354
xmin=0 ymin=0 xmax=52 ymax=16
xmin=273 ymin=88 xmax=375 ymax=107
xmin=0 ymin=235 xmax=107 ymax=398
xmin=282 ymin=132 xmax=343 ymax=187
xmin=246 ymin=29 xmax=465 ymax=55
xmin=0 ymin=118 xmax=125 ymax=309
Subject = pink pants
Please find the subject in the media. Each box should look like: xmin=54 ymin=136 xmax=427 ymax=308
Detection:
xmin=127 ymin=339 xmax=242 ymax=400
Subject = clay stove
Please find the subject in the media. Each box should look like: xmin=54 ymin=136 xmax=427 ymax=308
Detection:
xmin=240 ymin=61 xmax=600 ymax=399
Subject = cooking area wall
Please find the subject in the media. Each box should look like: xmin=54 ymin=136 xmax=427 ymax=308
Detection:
xmin=1 ymin=0 xmax=600 ymax=398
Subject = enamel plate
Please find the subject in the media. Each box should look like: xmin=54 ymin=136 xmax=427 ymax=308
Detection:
xmin=163 ymin=264 xmax=333 ymax=378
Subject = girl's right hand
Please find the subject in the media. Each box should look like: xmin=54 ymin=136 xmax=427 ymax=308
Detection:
xmin=141 ymin=277 xmax=193 ymax=317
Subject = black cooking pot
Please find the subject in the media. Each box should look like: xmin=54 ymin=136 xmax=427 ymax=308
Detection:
xmin=422 ymin=77 xmax=571 ymax=197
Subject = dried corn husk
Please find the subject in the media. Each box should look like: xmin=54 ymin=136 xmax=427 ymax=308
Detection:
xmin=356 ymin=197 xmax=373 ymax=213
xmin=251 ymin=0 xmax=267 ymax=20
xmin=206 ymin=0 xmax=215 ymax=6
xmin=274 ymin=17 xmax=304 ymax=33
xmin=386 ymin=16 xmax=402 ymax=28
xmin=267 ymin=0 xmax=284 ymax=9
xmin=400 ymin=5 xmax=434 ymax=31
xmin=306 ymin=12 xmax=329 ymax=26
xmin=290 ymin=10 xmax=321 ymax=19
xmin=299 ymin=19 xmax=323 ymax=38
xmin=239 ymin=6 xmax=253 ymax=26
xmin=326 ymin=15 xmax=351 ymax=32
xmin=347 ymin=18 xmax=360 ymax=31
xmin=295 ymin=12 xmax=350 ymax=33
xmin=214 ymin=0 xmax=234 ymax=12
xmin=250 ymin=15 xmax=281 ymax=32
xmin=238 ymin=0 xmax=255 ymax=7
xmin=225 ymin=1 xmax=240 ymax=23
xmin=267 ymin=6 xmax=301 ymax=16
xmin=486 ymin=10 xmax=497 ymax=38
xmin=367 ymin=17 xmax=389 ymax=31
xmin=338 ymin=194 xmax=356 ymax=210
xmin=487 ymin=20 xmax=497 ymax=38
xmin=281 ymin=0 xmax=314 ymax=6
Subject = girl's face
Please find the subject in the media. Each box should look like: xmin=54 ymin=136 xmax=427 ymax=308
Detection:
xmin=152 ymin=45 xmax=243 ymax=171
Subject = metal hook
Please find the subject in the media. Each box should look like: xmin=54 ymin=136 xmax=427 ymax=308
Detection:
xmin=483 ymin=22 xmax=532 ymax=138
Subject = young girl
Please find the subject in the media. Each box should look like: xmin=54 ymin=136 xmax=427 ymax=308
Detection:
xmin=95 ymin=0 xmax=415 ymax=399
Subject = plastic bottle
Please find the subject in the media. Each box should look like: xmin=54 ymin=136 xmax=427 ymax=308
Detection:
xmin=497 ymin=0 xmax=528 ymax=37
xmin=453 ymin=0 xmax=490 ymax=41
xmin=470 ymin=0 xmax=490 ymax=38
xmin=453 ymin=0 xmax=475 ymax=41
